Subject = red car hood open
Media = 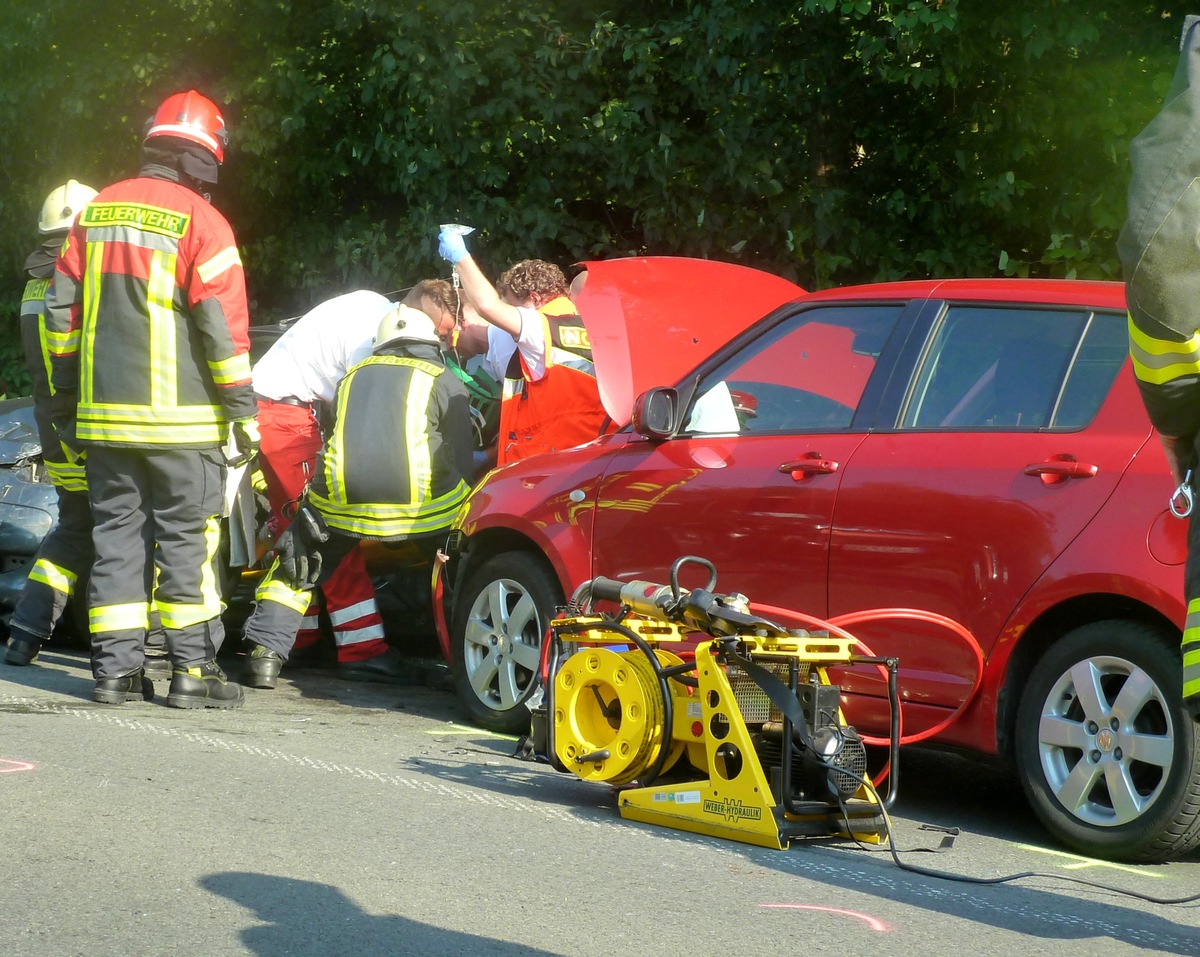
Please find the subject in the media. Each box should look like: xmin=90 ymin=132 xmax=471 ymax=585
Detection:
xmin=574 ymin=257 xmax=806 ymax=427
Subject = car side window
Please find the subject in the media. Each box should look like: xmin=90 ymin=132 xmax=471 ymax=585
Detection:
xmin=901 ymin=306 xmax=1126 ymax=431
xmin=684 ymin=305 xmax=904 ymax=434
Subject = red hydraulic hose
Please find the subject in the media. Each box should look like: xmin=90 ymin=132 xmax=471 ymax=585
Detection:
xmin=750 ymin=603 xmax=985 ymax=787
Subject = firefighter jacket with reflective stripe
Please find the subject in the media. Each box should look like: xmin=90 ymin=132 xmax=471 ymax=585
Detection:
xmin=306 ymin=342 xmax=474 ymax=541
xmin=498 ymin=295 xmax=609 ymax=466
xmin=20 ymin=243 xmax=85 ymax=492
xmin=1120 ymin=17 xmax=1200 ymax=440
xmin=45 ymin=174 xmax=255 ymax=449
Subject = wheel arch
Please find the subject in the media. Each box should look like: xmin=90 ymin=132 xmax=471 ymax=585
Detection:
xmin=996 ymin=593 xmax=1180 ymax=760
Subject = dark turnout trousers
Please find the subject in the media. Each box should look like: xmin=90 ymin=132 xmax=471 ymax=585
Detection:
xmin=86 ymin=446 xmax=227 ymax=679
xmin=10 ymin=485 xmax=93 ymax=640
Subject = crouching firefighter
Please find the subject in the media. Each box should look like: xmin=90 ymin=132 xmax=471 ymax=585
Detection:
xmin=1119 ymin=14 xmax=1200 ymax=718
xmin=239 ymin=303 xmax=474 ymax=688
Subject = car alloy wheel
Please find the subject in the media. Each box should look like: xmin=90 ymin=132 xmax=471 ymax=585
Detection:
xmin=1015 ymin=620 xmax=1200 ymax=862
xmin=451 ymin=551 xmax=562 ymax=734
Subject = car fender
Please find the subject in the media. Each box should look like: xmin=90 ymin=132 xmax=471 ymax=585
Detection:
xmin=434 ymin=438 xmax=627 ymax=660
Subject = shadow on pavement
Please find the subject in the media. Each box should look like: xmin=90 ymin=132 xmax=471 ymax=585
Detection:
xmin=201 ymin=872 xmax=566 ymax=957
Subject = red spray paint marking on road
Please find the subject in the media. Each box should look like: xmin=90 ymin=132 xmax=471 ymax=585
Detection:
xmin=0 ymin=758 xmax=35 ymax=773
xmin=758 ymin=904 xmax=890 ymax=932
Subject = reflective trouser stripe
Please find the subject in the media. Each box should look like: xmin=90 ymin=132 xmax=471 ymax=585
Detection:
xmin=90 ymin=601 xmax=150 ymax=633
xmin=29 ymin=559 xmax=77 ymax=596
xmin=317 ymin=545 xmax=385 ymax=658
xmin=244 ymin=564 xmax=314 ymax=657
xmin=10 ymin=486 xmax=93 ymax=641
xmin=1184 ymin=598 xmax=1200 ymax=702
xmin=255 ymin=576 xmax=314 ymax=616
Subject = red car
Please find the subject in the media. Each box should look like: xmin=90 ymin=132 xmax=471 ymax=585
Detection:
xmin=433 ymin=258 xmax=1196 ymax=862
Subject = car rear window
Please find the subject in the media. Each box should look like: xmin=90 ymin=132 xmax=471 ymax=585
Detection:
xmin=901 ymin=306 xmax=1126 ymax=431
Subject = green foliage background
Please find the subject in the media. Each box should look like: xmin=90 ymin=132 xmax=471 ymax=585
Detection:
xmin=0 ymin=1 xmax=1188 ymax=391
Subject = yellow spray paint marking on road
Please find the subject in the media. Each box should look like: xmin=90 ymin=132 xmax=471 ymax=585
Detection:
xmin=1015 ymin=843 xmax=1163 ymax=877
xmin=425 ymin=723 xmax=517 ymax=740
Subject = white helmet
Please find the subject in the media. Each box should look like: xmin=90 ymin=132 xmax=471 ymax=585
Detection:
xmin=39 ymin=179 xmax=98 ymax=234
xmin=374 ymin=304 xmax=440 ymax=351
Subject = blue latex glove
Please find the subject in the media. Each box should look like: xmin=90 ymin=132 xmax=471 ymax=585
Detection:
xmin=438 ymin=227 xmax=469 ymax=265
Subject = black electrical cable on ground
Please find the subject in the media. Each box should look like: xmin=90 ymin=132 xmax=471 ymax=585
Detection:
xmin=825 ymin=764 xmax=1200 ymax=906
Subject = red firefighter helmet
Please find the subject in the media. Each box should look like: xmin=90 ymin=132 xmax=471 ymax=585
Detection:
xmin=143 ymin=90 xmax=228 ymax=163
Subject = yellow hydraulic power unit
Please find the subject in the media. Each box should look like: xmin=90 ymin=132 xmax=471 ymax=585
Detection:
xmin=527 ymin=556 xmax=900 ymax=850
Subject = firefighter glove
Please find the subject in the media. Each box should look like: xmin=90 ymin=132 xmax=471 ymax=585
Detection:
xmin=273 ymin=503 xmax=330 ymax=589
xmin=229 ymin=417 xmax=261 ymax=465
xmin=438 ymin=227 xmax=469 ymax=265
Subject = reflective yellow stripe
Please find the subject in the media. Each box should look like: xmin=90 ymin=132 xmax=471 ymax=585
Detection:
xmin=1182 ymin=599 xmax=1200 ymax=701
xmin=200 ymin=514 xmax=222 ymax=616
xmin=44 ymin=459 xmax=87 ymax=492
xmin=405 ymin=370 xmax=436 ymax=501
xmin=208 ymin=352 xmax=251 ymax=386
xmin=309 ymin=479 xmax=470 ymax=539
xmin=79 ymin=240 xmax=105 ymax=401
xmin=1128 ymin=314 xmax=1200 ymax=385
xmin=89 ymin=601 xmax=149 ymax=634
xmin=157 ymin=602 xmax=217 ymax=629
xmin=30 ymin=559 xmax=77 ymax=596
xmin=152 ymin=518 xmax=223 ymax=628
xmin=148 ymin=249 xmax=178 ymax=408
xmin=77 ymin=420 xmax=224 ymax=445
xmin=45 ymin=325 xmax=79 ymax=358
xmin=196 ymin=245 xmax=241 ymax=284
xmin=254 ymin=567 xmax=313 ymax=615
xmin=76 ymin=401 xmax=226 ymax=445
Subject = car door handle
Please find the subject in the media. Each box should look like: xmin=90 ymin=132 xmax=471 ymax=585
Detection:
xmin=1023 ymin=456 xmax=1098 ymax=485
xmin=778 ymin=455 xmax=839 ymax=479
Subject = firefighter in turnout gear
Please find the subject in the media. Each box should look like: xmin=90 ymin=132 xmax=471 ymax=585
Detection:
xmin=249 ymin=289 xmax=394 ymax=679
xmin=4 ymin=180 xmax=98 ymax=667
xmin=44 ymin=90 xmax=254 ymax=708
xmin=238 ymin=299 xmax=472 ymax=688
xmin=242 ymin=280 xmax=460 ymax=686
xmin=1120 ymin=15 xmax=1200 ymax=718
xmin=437 ymin=227 xmax=610 ymax=467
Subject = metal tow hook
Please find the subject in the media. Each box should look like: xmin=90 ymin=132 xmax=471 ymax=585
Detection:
xmin=1171 ymin=469 xmax=1194 ymax=519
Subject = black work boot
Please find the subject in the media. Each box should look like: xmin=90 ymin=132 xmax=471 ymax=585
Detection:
xmin=5 ymin=627 xmax=42 ymax=666
xmin=167 ymin=660 xmax=245 ymax=710
xmin=240 ymin=643 xmax=284 ymax=690
xmin=93 ymin=670 xmax=154 ymax=705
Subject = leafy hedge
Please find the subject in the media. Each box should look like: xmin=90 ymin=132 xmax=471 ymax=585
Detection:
xmin=0 ymin=1 xmax=1184 ymax=392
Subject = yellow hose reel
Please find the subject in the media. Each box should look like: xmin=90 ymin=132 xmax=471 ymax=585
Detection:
xmin=553 ymin=646 xmax=690 ymax=785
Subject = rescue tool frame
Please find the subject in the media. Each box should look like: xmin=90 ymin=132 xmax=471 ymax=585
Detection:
xmin=527 ymin=556 xmax=902 ymax=850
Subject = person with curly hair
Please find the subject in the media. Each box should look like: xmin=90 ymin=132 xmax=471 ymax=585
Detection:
xmin=437 ymin=230 xmax=609 ymax=467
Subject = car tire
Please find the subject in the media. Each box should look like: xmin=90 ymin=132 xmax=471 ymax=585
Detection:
xmin=451 ymin=551 xmax=563 ymax=734
xmin=1015 ymin=620 xmax=1200 ymax=862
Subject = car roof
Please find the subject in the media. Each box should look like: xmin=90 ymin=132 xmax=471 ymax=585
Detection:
xmin=801 ymin=277 xmax=1127 ymax=310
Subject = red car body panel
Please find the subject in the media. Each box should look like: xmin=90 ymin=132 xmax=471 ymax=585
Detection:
xmin=436 ymin=265 xmax=1187 ymax=758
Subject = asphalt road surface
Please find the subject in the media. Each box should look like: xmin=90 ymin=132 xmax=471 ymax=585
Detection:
xmin=1 ymin=645 xmax=1199 ymax=957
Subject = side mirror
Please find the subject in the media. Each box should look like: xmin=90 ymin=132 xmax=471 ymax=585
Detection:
xmin=631 ymin=387 xmax=679 ymax=440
